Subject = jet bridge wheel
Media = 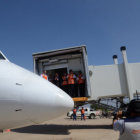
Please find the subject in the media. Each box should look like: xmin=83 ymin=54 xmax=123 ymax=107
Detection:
xmin=89 ymin=113 xmax=95 ymax=119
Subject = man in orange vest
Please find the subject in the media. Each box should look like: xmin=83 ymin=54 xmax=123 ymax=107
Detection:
xmin=73 ymin=108 xmax=77 ymax=120
xmin=77 ymin=71 xmax=85 ymax=97
xmin=74 ymin=73 xmax=78 ymax=97
xmin=41 ymin=71 xmax=48 ymax=80
xmin=61 ymin=73 xmax=68 ymax=93
xmin=67 ymin=69 xmax=76 ymax=97
xmin=81 ymin=107 xmax=85 ymax=120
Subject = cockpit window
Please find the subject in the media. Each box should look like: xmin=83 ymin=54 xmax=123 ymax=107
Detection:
xmin=0 ymin=52 xmax=6 ymax=60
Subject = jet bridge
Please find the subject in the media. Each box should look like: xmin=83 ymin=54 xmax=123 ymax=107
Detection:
xmin=88 ymin=47 xmax=140 ymax=101
xmin=33 ymin=46 xmax=140 ymax=103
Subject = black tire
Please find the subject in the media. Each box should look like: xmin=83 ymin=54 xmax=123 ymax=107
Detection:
xmin=90 ymin=113 xmax=95 ymax=119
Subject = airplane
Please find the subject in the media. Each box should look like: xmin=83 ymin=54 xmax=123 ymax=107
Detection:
xmin=0 ymin=51 xmax=74 ymax=131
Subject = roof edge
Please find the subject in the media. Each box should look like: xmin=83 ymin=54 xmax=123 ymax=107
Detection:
xmin=32 ymin=45 xmax=86 ymax=57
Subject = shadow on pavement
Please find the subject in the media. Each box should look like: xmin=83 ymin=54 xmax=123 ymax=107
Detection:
xmin=12 ymin=124 xmax=112 ymax=135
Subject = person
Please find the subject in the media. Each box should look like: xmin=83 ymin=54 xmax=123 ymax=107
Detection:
xmin=67 ymin=70 xmax=76 ymax=97
xmin=77 ymin=71 xmax=85 ymax=97
xmin=54 ymin=73 xmax=60 ymax=87
xmin=48 ymin=74 xmax=53 ymax=83
xmin=41 ymin=71 xmax=48 ymax=80
xmin=73 ymin=108 xmax=77 ymax=120
xmin=61 ymin=73 xmax=68 ymax=93
xmin=74 ymin=73 xmax=78 ymax=97
xmin=81 ymin=107 xmax=85 ymax=120
xmin=113 ymin=99 xmax=140 ymax=140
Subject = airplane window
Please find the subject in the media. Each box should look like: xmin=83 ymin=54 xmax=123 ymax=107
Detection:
xmin=0 ymin=53 xmax=5 ymax=60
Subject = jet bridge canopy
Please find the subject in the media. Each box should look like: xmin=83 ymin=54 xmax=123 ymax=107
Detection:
xmin=32 ymin=46 xmax=91 ymax=98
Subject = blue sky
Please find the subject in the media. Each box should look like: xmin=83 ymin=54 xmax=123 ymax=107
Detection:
xmin=0 ymin=0 xmax=140 ymax=71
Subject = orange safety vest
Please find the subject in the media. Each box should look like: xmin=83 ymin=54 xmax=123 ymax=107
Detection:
xmin=68 ymin=74 xmax=75 ymax=85
xmin=42 ymin=74 xmax=48 ymax=80
xmin=81 ymin=109 xmax=85 ymax=114
xmin=62 ymin=76 xmax=68 ymax=85
xmin=78 ymin=74 xmax=84 ymax=84
xmin=73 ymin=109 xmax=77 ymax=114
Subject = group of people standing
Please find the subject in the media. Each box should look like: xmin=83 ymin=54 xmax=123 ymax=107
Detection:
xmin=41 ymin=69 xmax=85 ymax=97
xmin=73 ymin=107 xmax=85 ymax=121
xmin=61 ymin=69 xmax=85 ymax=97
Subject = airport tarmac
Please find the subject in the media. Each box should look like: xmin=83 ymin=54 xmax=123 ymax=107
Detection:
xmin=0 ymin=115 xmax=119 ymax=140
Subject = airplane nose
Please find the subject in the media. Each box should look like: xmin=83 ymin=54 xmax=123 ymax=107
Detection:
xmin=22 ymin=75 xmax=74 ymax=123
xmin=55 ymin=88 xmax=74 ymax=112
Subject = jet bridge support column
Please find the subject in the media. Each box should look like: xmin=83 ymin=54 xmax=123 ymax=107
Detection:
xmin=113 ymin=55 xmax=118 ymax=64
xmin=121 ymin=46 xmax=133 ymax=100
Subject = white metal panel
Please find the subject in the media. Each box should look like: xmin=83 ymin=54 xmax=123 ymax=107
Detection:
xmin=83 ymin=47 xmax=91 ymax=97
xmin=38 ymin=62 xmax=43 ymax=74
xmin=44 ymin=63 xmax=68 ymax=71
xmin=129 ymin=63 xmax=140 ymax=94
xmin=68 ymin=58 xmax=84 ymax=72
xmin=89 ymin=64 xmax=128 ymax=100
xmin=32 ymin=46 xmax=86 ymax=58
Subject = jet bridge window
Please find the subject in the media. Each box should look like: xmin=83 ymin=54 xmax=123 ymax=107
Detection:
xmin=0 ymin=52 xmax=5 ymax=60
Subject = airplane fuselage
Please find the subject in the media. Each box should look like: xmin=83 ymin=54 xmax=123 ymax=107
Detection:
xmin=0 ymin=60 xmax=74 ymax=130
